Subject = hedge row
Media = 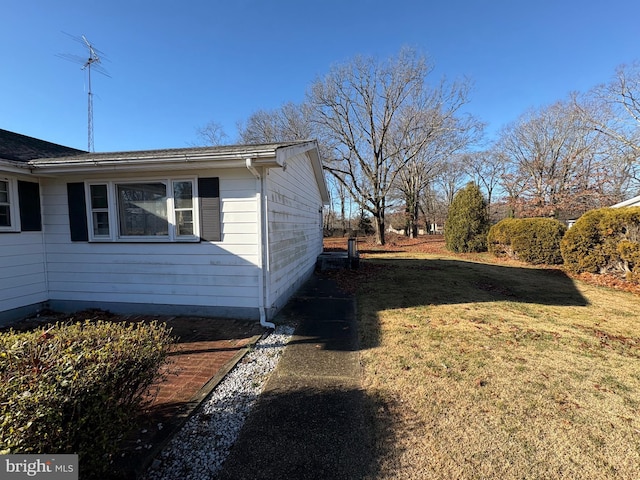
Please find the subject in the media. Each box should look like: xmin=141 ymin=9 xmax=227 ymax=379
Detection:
xmin=0 ymin=319 xmax=173 ymax=478
xmin=486 ymin=208 xmax=640 ymax=283
xmin=487 ymin=217 xmax=567 ymax=265
xmin=561 ymin=207 xmax=640 ymax=281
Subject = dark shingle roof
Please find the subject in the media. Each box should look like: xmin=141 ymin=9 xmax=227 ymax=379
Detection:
xmin=0 ymin=129 xmax=85 ymax=162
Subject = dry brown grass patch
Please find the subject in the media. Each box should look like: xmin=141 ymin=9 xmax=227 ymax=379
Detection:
xmin=352 ymin=240 xmax=640 ymax=479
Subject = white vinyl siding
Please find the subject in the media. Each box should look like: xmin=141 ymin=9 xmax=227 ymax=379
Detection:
xmin=0 ymin=141 xmax=329 ymax=323
xmin=266 ymin=151 xmax=324 ymax=309
xmin=0 ymin=232 xmax=48 ymax=312
xmin=41 ymin=170 xmax=261 ymax=312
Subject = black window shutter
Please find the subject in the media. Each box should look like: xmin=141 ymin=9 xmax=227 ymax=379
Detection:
xmin=198 ymin=177 xmax=221 ymax=242
xmin=67 ymin=183 xmax=88 ymax=242
xmin=18 ymin=181 xmax=42 ymax=232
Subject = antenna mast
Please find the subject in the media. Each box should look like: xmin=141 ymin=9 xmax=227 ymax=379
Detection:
xmin=58 ymin=33 xmax=110 ymax=152
xmin=83 ymin=36 xmax=99 ymax=153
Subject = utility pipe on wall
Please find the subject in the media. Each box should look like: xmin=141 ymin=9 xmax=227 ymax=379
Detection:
xmin=246 ymin=158 xmax=275 ymax=329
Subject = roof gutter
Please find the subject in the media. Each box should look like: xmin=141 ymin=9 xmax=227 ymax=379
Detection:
xmin=28 ymin=156 xmax=281 ymax=175
xmin=0 ymin=159 xmax=33 ymax=175
xmin=246 ymin=158 xmax=275 ymax=330
xmin=31 ymin=147 xmax=283 ymax=166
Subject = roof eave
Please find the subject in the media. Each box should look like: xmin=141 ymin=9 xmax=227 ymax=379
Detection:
xmin=0 ymin=159 xmax=33 ymax=175
xmin=27 ymin=151 xmax=283 ymax=174
xmin=301 ymin=142 xmax=330 ymax=205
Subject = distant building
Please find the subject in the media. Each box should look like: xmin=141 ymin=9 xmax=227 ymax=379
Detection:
xmin=611 ymin=195 xmax=640 ymax=208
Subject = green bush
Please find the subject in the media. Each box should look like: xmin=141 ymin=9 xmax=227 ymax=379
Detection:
xmin=444 ymin=182 xmax=490 ymax=253
xmin=487 ymin=218 xmax=519 ymax=258
xmin=561 ymin=206 xmax=640 ymax=281
xmin=0 ymin=318 xmax=173 ymax=478
xmin=488 ymin=217 xmax=567 ymax=265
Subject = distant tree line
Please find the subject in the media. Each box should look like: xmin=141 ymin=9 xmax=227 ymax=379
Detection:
xmin=196 ymin=51 xmax=640 ymax=245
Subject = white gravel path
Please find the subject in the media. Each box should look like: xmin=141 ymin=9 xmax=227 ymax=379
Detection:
xmin=141 ymin=324 xmax=295 ymax=480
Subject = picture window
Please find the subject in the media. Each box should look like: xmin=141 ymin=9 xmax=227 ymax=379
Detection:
xmin=86 ymin=179 xmax=200 ymax=242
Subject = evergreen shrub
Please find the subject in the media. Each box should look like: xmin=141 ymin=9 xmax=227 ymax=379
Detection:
xmin=560 ymin=207 xmax=640 ymax=282
xmin=488 ymin=217 xmax=566 ymax=265
xmin=0 ymin=319 xmax=173 ymax=478
xmin=444 ymin=183 xmax=490 ymax=253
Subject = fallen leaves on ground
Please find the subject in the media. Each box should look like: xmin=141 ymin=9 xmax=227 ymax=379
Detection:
xmin=323 ymin=234 xmax=640 ymax=297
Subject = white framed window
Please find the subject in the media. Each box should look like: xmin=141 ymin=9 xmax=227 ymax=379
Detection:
xmin=0 ymin=178 xmax=19 ymax=232
xmin=173 ymin=180 xmax=195 ymax=237
xmin=89 ymin=184 xmax=111 ymax=237
xmin=86 ymin=178 xmax=199 ymax=242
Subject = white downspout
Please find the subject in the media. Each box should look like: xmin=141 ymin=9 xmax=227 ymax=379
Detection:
xmin=246 ymin=158 xmax=275 ymax=329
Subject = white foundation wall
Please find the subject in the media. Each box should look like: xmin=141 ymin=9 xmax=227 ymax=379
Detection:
xmin=40 ymin=168 xmax=262 ymax=317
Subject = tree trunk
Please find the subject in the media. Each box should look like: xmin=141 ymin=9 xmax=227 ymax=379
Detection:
xmin=411 ymin=196 xmax=419 ymax=238
xmin=404 ymin=204 xmax=411 ymax=237
xmin=374 ymin=213 xmax=386 ymax=245
xmin=340 ymin=193 xmax=346 ymax=236
xmin=404 ymin=192 xmax=420 ymax=238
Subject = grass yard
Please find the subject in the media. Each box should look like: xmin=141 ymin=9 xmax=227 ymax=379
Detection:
xmin=327 ymin=236 xmax=640 ymax=479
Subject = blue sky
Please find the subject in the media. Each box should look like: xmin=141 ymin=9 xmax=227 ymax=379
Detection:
xmin=2 ymin=0 xmax=640 ymax=152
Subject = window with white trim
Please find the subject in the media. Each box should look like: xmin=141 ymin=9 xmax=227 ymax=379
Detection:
xmin=0 ymin=178 xmax=19 ymax=232
xmin=173 ymin=180 xmax=195 ymax=236
xmin=85 ymin=179 xmax=200 ymax=241
xmin=90 ymin=184 xmax=110 ymax=237
xmin=0 ymin=178 xmax=41 ymax=233
xmin=0 ymin=180 xmax=11 ymax=228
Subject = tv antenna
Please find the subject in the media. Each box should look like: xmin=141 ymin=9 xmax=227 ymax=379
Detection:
xmin=58 ymin=33 xmax=110 ymax=152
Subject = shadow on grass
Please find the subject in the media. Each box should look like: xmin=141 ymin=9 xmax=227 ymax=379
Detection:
xmin=348 ymin=257 xmax=590 ymax=350
xmin=361 ymin=257 xmax=588 ymax=307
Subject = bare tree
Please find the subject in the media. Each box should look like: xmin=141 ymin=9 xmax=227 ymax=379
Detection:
xmin=237 ymin=102 xmax=312 ymax=144
xmin=396 ymin=154 xmax=440 ymax=237
xmin=235 ymin=102 xmax=351 ymax=233
xmin=394 ymin=113 xmax=481 ymax=237
xmin=495 ymin=100 xmax=603 ymax=218
xmin=434 ymin=155 xmax=469 ymax=207
xmin=574 ymin=67 xmax=640 ymax=200
xmin=309 ymin=48 xmax=473 ymax=245
xmin=578 ymin=63 xmax=640 ymax=155
xmin=194 ymin=120 xmax=228 ymax=146
xmin=596 ymin=134 xmax=640 ymax=200
xmin=499 ymin=166 xmax=529 ymax=219
xmin=463 ymin=148 xmax=506 ymax=218
xmin=420 ymin=182 xmax=447 ymax=234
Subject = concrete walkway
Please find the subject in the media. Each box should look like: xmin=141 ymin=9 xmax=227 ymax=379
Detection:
xmin=216 ymin=273 xmax=376 ymax=479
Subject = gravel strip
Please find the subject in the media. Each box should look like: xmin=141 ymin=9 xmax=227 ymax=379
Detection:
xmin=142 ymin=324 xmax=295 ymax=480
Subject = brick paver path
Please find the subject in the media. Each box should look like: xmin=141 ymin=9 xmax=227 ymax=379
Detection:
xmin=151 ymin=317 xmax=264 ymax=407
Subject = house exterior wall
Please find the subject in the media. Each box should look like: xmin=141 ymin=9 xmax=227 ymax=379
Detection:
xmin=265 ymin=151 xmax=324 ymax=315
xmin=40 ymin=168 xmax=263 ymax=318
xmin=0 ymin=231 xmax=48 ymax=324
xmin=1 ymin=139 xmax=329 ymax=325
xmin=0 ymin=173 xmax=48 ymax=325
